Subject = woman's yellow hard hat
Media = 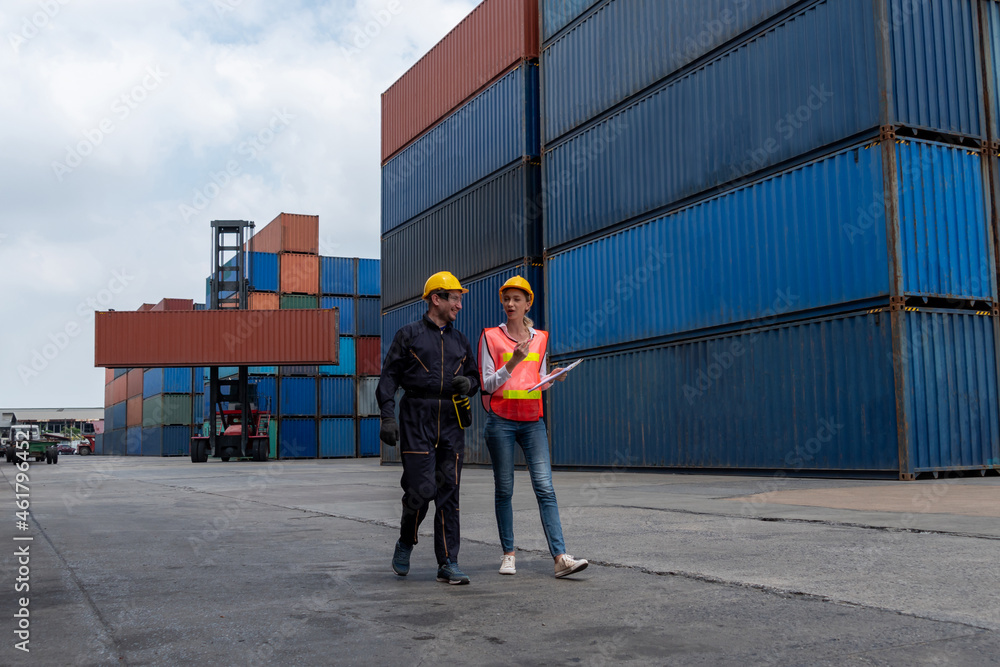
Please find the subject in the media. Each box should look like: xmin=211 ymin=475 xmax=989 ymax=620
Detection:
xmin=498 ymin=276 xmax=534 ymax=305
xmin=423 ymin=271 xmax=468 ymax=299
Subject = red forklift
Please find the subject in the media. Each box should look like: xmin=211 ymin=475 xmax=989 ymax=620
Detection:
xmin=190 ymin=220 xmax=270 ymax=463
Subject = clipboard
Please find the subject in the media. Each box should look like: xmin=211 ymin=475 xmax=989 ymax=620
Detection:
xmin=528 ymin=358 xmax=583 ymax=392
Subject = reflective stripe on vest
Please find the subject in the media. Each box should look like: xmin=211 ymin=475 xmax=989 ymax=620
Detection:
xmin=480 ymin=327 xmax=548 ymax=422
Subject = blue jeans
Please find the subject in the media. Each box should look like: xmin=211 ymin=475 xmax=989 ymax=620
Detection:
xmin=484 ymin=414 xmax=565 ymax=558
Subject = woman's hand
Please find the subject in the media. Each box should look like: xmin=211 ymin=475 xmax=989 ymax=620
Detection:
xmin=504 ymin=339 xmax=530 ymax=373
xmin=550 ymin=366 xmax=568 ymax=382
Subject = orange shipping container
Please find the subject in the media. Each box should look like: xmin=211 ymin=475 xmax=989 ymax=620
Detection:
xmin=126 ymin=395 xmax=143 ymax=427
xmin=381 ymin=0 xmax=539 ymax=163
xmin=280 ymin=254 xmax=320 ymax=295
xmin=104 ymin=382 xmax=113 ymax=408
xmin=126 ymin=368 xmax=144 ymax=397
xmin=111 ymin=375 xmax=128 ymax=404
xmin=95 ymin=309 xmax=339 ymax=367
xmin=250 ymin=292 xmax=280 ymax=310
xmin=247 ymin=213 xmax=319 ymax=254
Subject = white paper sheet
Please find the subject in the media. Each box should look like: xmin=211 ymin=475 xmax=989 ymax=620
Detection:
xmin=528 ymin=358 xmax=583 ymax=392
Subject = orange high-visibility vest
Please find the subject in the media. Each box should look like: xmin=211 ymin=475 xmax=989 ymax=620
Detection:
xmin=480 ymin=327 xmax=549 ymax=421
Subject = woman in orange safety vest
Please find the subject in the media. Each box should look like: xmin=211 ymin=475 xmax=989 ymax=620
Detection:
xmin=479 ymin=276 xmax=588 ymax=579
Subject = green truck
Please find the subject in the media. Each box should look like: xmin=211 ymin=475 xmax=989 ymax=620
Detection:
xmin=4 ymin=424 xmax=60 ymax=464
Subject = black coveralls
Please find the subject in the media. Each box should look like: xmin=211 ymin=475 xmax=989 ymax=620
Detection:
xmin=376 ymin=314 xmax=480 ymax=565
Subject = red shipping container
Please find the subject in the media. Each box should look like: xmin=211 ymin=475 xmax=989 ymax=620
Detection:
xmin=246 ymin=213 xmax=319 ymax=254
xmin=126 ymin=395 xmax=143 ymax=427
xmin=151 ymin=298 xmax=194 ymax=311
xmin=95 ymin=309 xmax=339 ymax=367
xmin=126 ymin=368 xmax=144 ymax=397
xmin=356 ymin=337 xmax=382 ymax=376
xmin=280 ymin=254 xmax=320 ymax=295
xmin=111 ymin=375 xmax=128 ymax=404
xmin=137 ymin=303 xmax=155 ymax=312
xmin=381 ymin=0 xmax=539 ymax=163
xmin=105 ymin=368 xmax=114 ymax=384
xmin=104 ymin=382 xmax=113 ymax=408
xmin=250 ymin=292 xmax=280 ymax=310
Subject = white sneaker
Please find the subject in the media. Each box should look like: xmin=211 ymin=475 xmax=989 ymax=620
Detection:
xmin=499 ymin=553 xmax=516 ymax=575
xmin=554 ymin=554 xmax=588 ymax=578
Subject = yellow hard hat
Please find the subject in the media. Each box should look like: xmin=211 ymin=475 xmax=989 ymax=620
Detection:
xmin=423 ymin=271 xmax=468 ymax=299
xmin=499 ymin=276 xmax=534 ymax=305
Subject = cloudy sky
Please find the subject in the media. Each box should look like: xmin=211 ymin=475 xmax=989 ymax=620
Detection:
xmin=0 ymin=0 xmax=477 ymax=409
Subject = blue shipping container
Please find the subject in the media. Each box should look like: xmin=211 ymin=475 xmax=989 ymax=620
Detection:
xmin=251 ymin=376 xmax=277 ymax=414
xmin=357 ymin=297 xmax=381 ymax=336
xmin=250 ymin=367 xmax=277 ymax=375
xmin=141 ymin=426 xmax=191 ymax=457
xmin=109 ymin=402 xmax=127 ymax=432
xmin=359 ymin=418 xmax=380 ymax=457
xmin=547 ymin=138 xmax=995 ymax=355
xmin=381 ymin=62 xmax=540 ymax=233
xmin=320 ymin=418 xmax=355 ymax=457
xmin=143 ymin=368 xmax=193 ymax=398
xmin=381 ymin=262 xmax=544 ymax=466
xmin=279 ymin=418 xmax=317 ymax=458
xmin=127 ymin=426 xmax=142 ymax=457
xmin=279 ymin=377 xmax=317 ymax=416
xmin=541 ymin=0 xmax=801 ymax=143
xmin=107 ymin=429 xmax=127 ymax=456
xmin=984 ymin=0 xmax=1000 ymax=140
xmin=381 ymin=160 xmax=542 ymax=308
xmin=547 ymin=309 xmax=999 ymax=476
xmin=543 ymin=0 xmax=985 ymax=249
xmin=321 ymin=256 xmax=356 ymax=295
xmin=227 ymin=252 xmax=279 ymax=292
xmin=94 ymin=433 xmax=104 ymax=456
xmin=320 ymin=377 xmax=355 ymax=416
xmin=542 ymin=0 xmax=604 ymax=42
xmin=320 ymin=337 xmax=356 ymax=376
xmin=113 ymin=368 xmax=126 ymax=379
xmin=358 ymin=258 xmax=380 ymax=296
xmin=321 ymin=296 xmax=355 ymax=335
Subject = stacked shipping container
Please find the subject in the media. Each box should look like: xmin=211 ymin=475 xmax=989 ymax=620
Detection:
xmin=209 ymin=214 xmax=382 ymax=459
xmin=380 ymin=0 xmax=543 ymax=464
xmin=540 ymin=0 xmax=1000 ymax=477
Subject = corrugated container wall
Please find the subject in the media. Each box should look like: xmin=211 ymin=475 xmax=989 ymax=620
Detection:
xmin=320 ymin=418 xmax=355 ymax=457
xmin=357 ymin=298 xmax=381 ymax=336
xmin=541 ymin=0 xmax=603 ymax=42
xmin=381 ymin=62 xmax=540 ymax=234
xmin=381 ymin=0 xmax=539 ymax=163
xmin=357 ymin=259 xmax=380 ymax=296
xmin=547 ymin=138 xmax=995 ymax=355
xmin=126 ymin=368 xmax=143 ymax=397
xmin=279 ymin=377 xmax=317 ymax=416
xmin=357 ymin=377 xmax=379 ymax=417
xmin=541 ymin=0 xmax=802 ymax=143
xmin=321 ymin=337 xmax=356 ymax=376
xmin=382 ymin=160 xmax=542 ymax=308
xmin=95 ymin=310 xmax=339 ymax=367
xmin=280 ymin=253 xmax=320 ymax=295
xmin=980 ymin=0 xmax=1000 ymax=140
xmin=542 ymin=0 xmax=986 ymax=249
xmin=321 ymin=297 xmax=355 ymax=335
xmin=359 ymin=418 xmax=381 ymax=457
xmin=279 ymin=418 xmax=317 ymax=458
xmin=547 ymin=309 xmax=1000 ymax=475
xmin=320 ymin=377 xmax=355 ymax=416
xmin=321 ymin=257 xmax=355 ymax=295
xmin=250 ymin=292 xmax=280 ymax=310
xmin=355 ymin=338 xmax=382 ymax=376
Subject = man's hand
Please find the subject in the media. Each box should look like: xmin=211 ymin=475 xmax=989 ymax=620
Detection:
xmin=451 ymin=375 xmax=472 ymax=396
xmin=380 ymin=418 xmax=399 ymax=447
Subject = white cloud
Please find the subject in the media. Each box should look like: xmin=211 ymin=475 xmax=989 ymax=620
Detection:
xmin=0 ymin=0 xmax=477 ymax=408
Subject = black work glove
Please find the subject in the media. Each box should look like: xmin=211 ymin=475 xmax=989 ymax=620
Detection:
xmin=380 ymin=418 xmax=399 ymax=447
xmin=451 ymin=375 xmax=472 ymax=396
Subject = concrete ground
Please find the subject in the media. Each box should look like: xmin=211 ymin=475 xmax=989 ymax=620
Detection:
xmin=1 ymin=456 xmax=998 ymax=666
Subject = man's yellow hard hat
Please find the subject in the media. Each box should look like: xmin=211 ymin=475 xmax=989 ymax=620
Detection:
xmin=423 ymin=271 xmax=468 ymax=299
xmin=498 ymin=276 xmax=534 ymax=305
